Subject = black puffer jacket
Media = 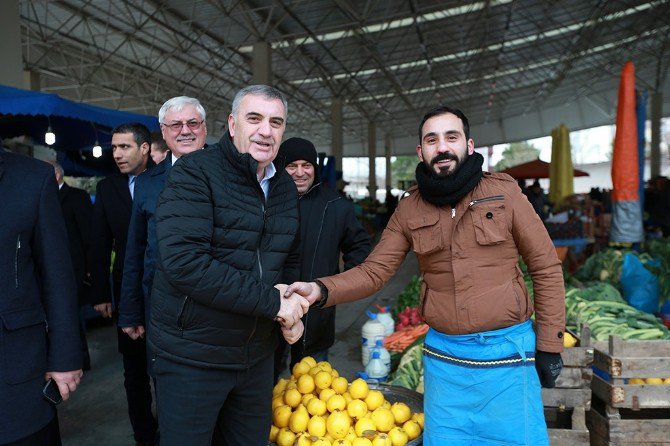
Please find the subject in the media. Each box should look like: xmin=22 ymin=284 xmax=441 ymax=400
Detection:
xmin=150 ymin=132 xmax=299 ymax=369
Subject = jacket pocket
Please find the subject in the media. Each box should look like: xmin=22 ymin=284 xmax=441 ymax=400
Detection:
xmin=0 ymin=306 xmax=48 ymax=384
xmin=176 ymin=296 xmax=191 ymax=331
xmin=407 ymin=213 xmax=443 ymax=254
xmin=470 ymin=196 xmax=507 ymax=245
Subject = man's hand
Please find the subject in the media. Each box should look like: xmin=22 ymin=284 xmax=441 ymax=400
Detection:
xmin=93 ymin=303 xmax=112 ymax=318
xmin=284 ymin=281 xmax=322 ymax=306
xmin=281 ymin=319 xmax=304 ymax=345
xmin=275 ymin=291 xmax=309 ymax=327
xmin=122 ymin=325 xmax=145 ymax=340
xmin=535 ymin=351 xmax=563 ymax=388
xmin=46 ymin=369 xmax=83 ymax=402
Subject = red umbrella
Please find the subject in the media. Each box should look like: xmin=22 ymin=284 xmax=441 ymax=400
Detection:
xmin=499 ymin=159 xmax=589 ymax=180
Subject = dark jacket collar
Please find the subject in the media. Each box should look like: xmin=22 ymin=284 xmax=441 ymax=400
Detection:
xmin=219 ymin=131 xmax=261 ymax=181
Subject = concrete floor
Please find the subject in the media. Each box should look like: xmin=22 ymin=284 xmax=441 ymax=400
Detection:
xmin=59 ymin=253 xmax=419 ymax=445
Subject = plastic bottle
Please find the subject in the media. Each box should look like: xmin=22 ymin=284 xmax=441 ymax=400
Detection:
xmin=365 ymin=351 xmax=388 ymax=383
xmin=376 ymin=305 xmax=395 ymax=337
xmin=373 ymin=339 xmax=391 ymax=374
xmin=361 ymin=311 xmax=386 ymax=366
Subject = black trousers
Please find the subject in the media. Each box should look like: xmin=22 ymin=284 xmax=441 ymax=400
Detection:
xmin=153 ymin=352 xmax=273 ymax=446
xmin=2 ymin=414 xmax=61 ymax=446
xmin=118 ymin=329 xmax=157 ymax=443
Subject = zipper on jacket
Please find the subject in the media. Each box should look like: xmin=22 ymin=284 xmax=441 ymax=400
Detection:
xmin=468 ymin=195 xmax=505 ymax=208
xmin=14 ymin=235 xmax=21 ymax=288
xmin=176 ymin=295 xmax=190 ymax=330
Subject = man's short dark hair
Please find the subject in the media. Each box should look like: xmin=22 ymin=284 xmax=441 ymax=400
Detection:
xmin=150 ymin=131 xmax=169 ymax=153
xmin=418 ymin=106 xmax=470 ymax=143
xmin=112 ymin=123 xmax=152 ymax=148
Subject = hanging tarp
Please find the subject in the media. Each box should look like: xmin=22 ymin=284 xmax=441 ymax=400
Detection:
xmin=610 ymin=62 xmax=644 ymax=243
xmin=548 ymin=124 xmax=574 ymax=206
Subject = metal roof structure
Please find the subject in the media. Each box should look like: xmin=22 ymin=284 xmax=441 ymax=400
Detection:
xmin=19 ymin=0 xmax=670 ymax=156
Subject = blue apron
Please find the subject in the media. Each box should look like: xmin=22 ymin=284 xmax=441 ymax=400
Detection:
xmin=423 ymin=320 xmax=548 ymax=446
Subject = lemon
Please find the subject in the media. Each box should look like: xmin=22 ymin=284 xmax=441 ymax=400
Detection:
xmin=272 ymin=395 xmax=286 ymax=410
xmin=317 ymin=361 xmax=333 ymax=372
xmin=302 ymin=356 xmax=318 ymax=368
xmin=355 ymin=417 xmax=377 ymax=437
xmin=371 ymin=408 xmax=395 ymax=433
xmin=331 ymin=376 xmax=349 ymax=394
xmin=295 ymin=432 xmax=312 ymax=446
xmin=646 ymin=377 xmax=664 ymax=385
xmin=286 ymin=379 xmax=298 ymax=390
xmin=289 ymin=408 xmax=310 ymax=433
xmin=563 ymin=332 xmax=578 ymax=348
xmin=302 ymin=393 xmax=316 ymax=406
xmin=327 ymin=409 xmax=352 ymax=439
xmin=298 ymin=373 xmax=317 ymax=394
xmin=308 ymin=397 xmax=328 ymax=416
xmin=327 ymin=394 xmax=347 ymax=412
xmin=342 ymin=391 xmax=353 ymax=404
xmin=315 ymin=371 xmax=334 ymax=390
xmin=390 ymin=402 xmax=411 ymax=424
xmin=312 ymin=438 xmax=332 ymax=446
xmin=387 ymin=427 xmax=408 ymax=446
xmin=284 ymin=387 xmax=303 ymax=408
xmin=371 ymin=433 xmax=392 ymax=446
xmin=347 ymin=398 xmax=368 ymax=419
xmin=269 ymin=424 xmax=279 ymax=442
xmin=402 ymin=420 xmax=421 ymax=440
xmin=349 ymin=378 xmax=370 ymax=399
xmin=293 ymin=361 xmax=312 ymax=378
xmin=273 ymin=378 xmax=288 ymax=396
xmin=276 ymin=427 xmax=297 ymax=446
xmin=331 ymin=368 xmax=340 ymax=378
xmin=410 ymin=412 xmax=424 ymax=429
xmin=273 ymin=405 xmax=292 ymax=428
xmin=664 ymin=378 xmax=670 ymax=384
xmin=345 ymin=426 xmax=357 ymax=442
xmin=364 ymin=390 xmax=385 ymax=411
xmin=628 ymin=378 xmax=646 ymax=385
xmin=381 ymin=401 xmax=391 ymax=410
xmin=308 ymin=415 xmax=327 ymax=437
xmin=352 ymin=438 xmax=373 ymax=446
xmin=320 ymin=388 xmax=337 ymax=402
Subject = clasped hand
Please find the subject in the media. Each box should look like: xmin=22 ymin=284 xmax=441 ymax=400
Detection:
xmin=274 ymin=284 xmax=311 ymax=344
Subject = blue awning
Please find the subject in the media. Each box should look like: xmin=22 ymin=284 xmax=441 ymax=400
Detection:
xmin=0 ymin=84 xmax=160 ymax=176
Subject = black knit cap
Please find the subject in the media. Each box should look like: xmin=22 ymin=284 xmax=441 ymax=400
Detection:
xmin=279 ymin=137 xmax=318 ymax=167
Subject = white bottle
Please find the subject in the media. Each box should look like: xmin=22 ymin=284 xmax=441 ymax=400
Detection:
xmin=376 ymin=306 xmax=395 ymax=337
xmin=361 ymin=311 xmax=386 ymax=366
xmin=365 ymin=351 xmax=388 ymax=383
xmin=373 ymin=339 xmax=391 ymax=374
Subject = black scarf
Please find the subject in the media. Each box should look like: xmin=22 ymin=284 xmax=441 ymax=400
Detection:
xmin=415 ymin=151 xmax=484 ymax=207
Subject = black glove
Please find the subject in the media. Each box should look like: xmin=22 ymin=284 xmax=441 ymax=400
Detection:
xmin=535 ymin=351 xmax=563 ymax=388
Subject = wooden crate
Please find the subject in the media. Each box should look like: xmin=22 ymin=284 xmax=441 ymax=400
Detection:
xmin=587 ymin=397 xmax=670 ymax=445
xmin=591 ymin=336 xmax=670 ymax=409
xmin=546 ymin=406 xmax=590 ymax=446
xmin=543 ymin=326 xmax=594 ymax=445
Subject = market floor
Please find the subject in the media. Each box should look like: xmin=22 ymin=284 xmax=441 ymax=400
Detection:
xmin=59 ymin=253 xmax=419 ymax=445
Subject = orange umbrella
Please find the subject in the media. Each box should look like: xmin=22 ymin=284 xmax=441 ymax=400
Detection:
xmin=500 ymin=159 xmax=589 ymax=180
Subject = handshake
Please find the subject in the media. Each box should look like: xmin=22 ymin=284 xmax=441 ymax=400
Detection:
xmin=274 ymin=282 xmax=323 ymax=345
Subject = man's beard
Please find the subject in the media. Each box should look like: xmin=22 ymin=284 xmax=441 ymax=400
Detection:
xmin=426 ymin=152 xmax=466 ymax=178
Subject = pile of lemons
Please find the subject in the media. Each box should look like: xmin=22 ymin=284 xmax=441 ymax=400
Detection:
xmin=270 ymin=356 xmax=424 ymax=446
xmin=627 ymin=377 xmax=670 ymax=385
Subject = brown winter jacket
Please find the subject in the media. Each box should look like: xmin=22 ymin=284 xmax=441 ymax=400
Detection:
xmin=319 ymin=172 xmax=565 ymax=353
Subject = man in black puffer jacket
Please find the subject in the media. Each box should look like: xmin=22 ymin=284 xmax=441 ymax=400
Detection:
xmin=274 ymin=138 xmax=371 ymax=379
xmin=150 ymin=85 xmax=308 ymax=446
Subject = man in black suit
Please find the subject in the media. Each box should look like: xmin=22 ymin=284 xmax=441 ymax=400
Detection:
xmin=0 ymin=148 xmax=82 ymax=445
xmin=89 ymin=123 xmax=156 ymax=446
xmin=52 ymin=161 xmax=93 ymax=370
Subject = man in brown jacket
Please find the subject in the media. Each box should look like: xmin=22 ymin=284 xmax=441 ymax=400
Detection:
xmin=286 ymin=105 xmax=565 ymax=446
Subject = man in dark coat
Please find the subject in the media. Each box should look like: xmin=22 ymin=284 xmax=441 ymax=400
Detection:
xmin=89 ymin=123 xmax=156 ymax=446
xmin=52 ymin=161 xmax=93 ymax=370
xmin=0 ymin=149 xmax=82 ymax=445
xmin=119 ymin=96 xmax=208 ymax=342
xmin=149 ymin=85 xmax=308 ymax=446
xmin=275 ymin=137 xmax=371 ymax=377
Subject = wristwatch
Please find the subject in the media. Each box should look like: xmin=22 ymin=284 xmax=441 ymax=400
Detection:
xmin=314 ymin=280 xmax=329 ymax=308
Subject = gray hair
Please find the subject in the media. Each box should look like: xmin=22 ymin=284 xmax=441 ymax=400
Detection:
xmin=231 ymin=85 xmax=288 ymax=121
xmin=158 ymin=96 xmax=206 ymax=123
xmin=51 ymin=161 xmax=64 ymax=178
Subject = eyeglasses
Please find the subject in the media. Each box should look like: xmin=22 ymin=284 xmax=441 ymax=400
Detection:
xmin=161 ymin=120 xmax=204 ymax=132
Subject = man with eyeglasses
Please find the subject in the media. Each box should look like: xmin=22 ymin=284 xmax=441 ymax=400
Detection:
xmin=117 ymin=97 xmax=207 ymax=445
xmin=149 ymin=85 xmax=307 ymax=446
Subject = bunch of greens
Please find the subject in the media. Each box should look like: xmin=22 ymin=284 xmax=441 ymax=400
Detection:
xmin=391 ymin=275 xmax=422 ymax=319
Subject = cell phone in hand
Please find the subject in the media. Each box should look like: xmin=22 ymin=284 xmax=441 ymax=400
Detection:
xmin=42 ymin=379 xmax=63 ymax=405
